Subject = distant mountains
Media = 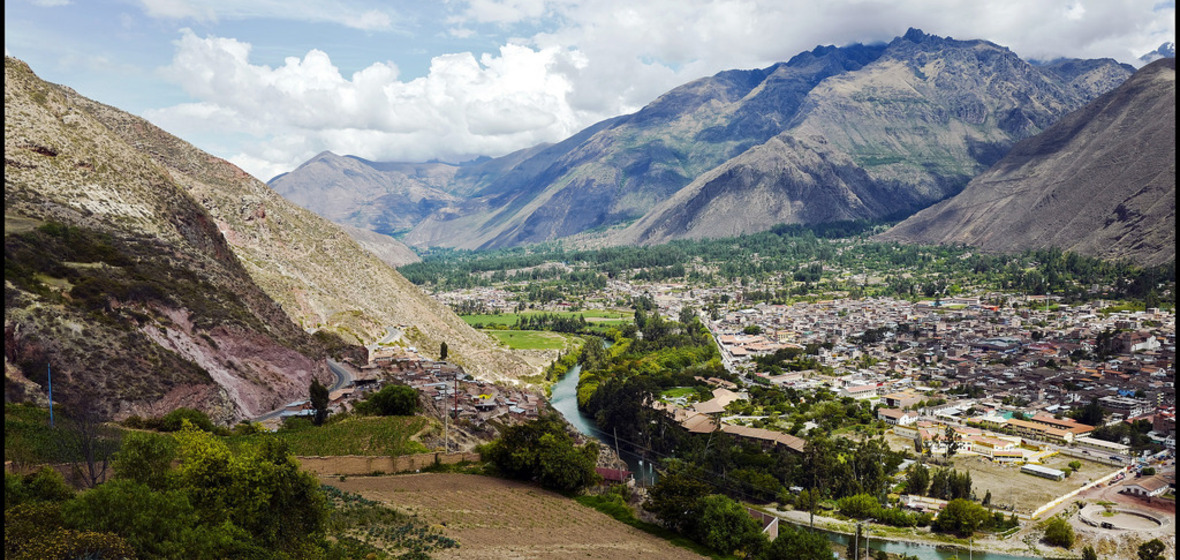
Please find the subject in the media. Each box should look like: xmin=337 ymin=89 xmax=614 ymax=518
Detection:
xmin=4 ymin=57 xmax=531 ymax=422
xmin=272 ymin=29 xmax=1134 ymax=251
xmin=877 ymin=58 xmax=1175 ymax=266
xmin=1140 ymin=41 xmax=1176 ymax=65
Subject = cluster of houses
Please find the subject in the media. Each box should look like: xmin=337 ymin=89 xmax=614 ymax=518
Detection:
xmin=699 ymin=295 xmax=1174 ymax=451
xmin=650 ymin=377 xmax=808 ymax=454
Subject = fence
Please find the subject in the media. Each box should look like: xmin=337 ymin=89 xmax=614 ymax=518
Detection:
xmin=295 ymin=452 xmax=482 ymax=476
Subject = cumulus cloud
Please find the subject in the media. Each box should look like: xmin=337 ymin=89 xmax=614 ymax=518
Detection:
xmin=145 ymin=0 xmax=1173 ymax=181
xmin=147 ymin=30 xmax=603 ymax=180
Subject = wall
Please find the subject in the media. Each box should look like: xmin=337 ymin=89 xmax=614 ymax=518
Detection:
xmin=295 ymin=452 xmax=482 ymax=476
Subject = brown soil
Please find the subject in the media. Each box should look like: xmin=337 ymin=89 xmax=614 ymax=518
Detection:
xmin=325 ymin=473 xmax=706 ymax=560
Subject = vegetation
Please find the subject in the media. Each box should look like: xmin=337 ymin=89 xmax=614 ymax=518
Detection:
xmin=1040 ymin=516 xmax=1075 ymax=548
xmin=354 ymin=383 xmax=422 ymax=417
xmin=310 ymin=379 xmax=330 ymax=426
xmin=482 ymin=414 xmax=599 ymax=494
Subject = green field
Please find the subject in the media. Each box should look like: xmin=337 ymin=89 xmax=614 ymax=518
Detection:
xmin=228 ymin=415 xmax=429 ymax=456
xmin=661 ymin=387 xmax=698 ymax=400
xmin=482 ymin=329 xmax=569 ymax=350
xmin=460 ymin=309 xmax=633 ymax=327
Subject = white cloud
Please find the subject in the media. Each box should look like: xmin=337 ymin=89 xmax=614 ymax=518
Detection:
xmin=136 ymin=0 xmax=399 ymax=31
xmin=31 ymin=0 xmax=72 ymax=6
xmin=147 ymin=30 xmax=608 ymax=180
xmin=144 ymin=1 xmax=1173 ymax=181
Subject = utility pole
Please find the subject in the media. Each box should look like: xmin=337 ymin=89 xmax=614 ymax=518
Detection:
xmin=443 ymin=374 xmax=449 ymax=453
xmin=47 ymin=363 xmax=54 ymax=428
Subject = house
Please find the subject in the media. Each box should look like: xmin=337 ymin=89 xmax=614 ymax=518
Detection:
xmin=595 ymin=467 xmax=633 ymax=484
xmin=882 ymin=389 xmax=924 ymax=409
xmin=840 ymin=384 xmax=879 ymax=399
xmin=1028 ymin=413 xmax=1095 ymax=437
xmin=1123 ymin=475 xmax=1169 ymax=497
xmin=878 ymin=408 xmax=919 ymax=426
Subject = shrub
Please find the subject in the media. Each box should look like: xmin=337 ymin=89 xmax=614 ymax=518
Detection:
xmin=1041 ymin=516 xmax=1075 ymax=548
xmin=355 ymin=384 xmax=421 ymax=416
xmin=160 ymin=407 xmax=215 ymax=432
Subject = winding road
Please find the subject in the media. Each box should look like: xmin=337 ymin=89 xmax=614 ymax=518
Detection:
xmin=250 ymin=358 xmax=353 ymax=423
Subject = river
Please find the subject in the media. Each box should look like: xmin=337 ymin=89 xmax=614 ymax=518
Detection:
xmin=548 ymin=356 xmax=1043 ymax=560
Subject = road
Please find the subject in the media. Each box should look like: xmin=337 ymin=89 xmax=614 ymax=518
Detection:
xmin=250 ymin=358 xmax=353 ymax=423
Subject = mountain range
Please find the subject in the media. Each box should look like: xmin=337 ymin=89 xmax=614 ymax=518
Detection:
xmin=4 ymin=56 xmax=532 ymax=422
xmin=271 ymin=29 xmax=1136 ymax=252
xmin=876 ymin=58 xmax=1175 ymax=266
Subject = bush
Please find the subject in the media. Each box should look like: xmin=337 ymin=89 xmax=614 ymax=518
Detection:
xmin=160 ymin=407 xmax=215 ymax=432
xmin=354 ymin=384 xmax=421 ymax=416
xmin=1041 ymin=516 xmax=1075 ymax=548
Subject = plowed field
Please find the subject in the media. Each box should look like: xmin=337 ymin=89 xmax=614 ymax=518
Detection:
xmin=325 ymin=473 xmax=705 ymax=559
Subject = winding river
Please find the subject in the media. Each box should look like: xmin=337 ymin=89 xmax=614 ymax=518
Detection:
xmin=548 ymin=358 xmax=1045 ymax=560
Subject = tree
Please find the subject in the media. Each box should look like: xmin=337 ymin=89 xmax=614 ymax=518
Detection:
xmin=698 ymin=494 xmax=764 ymax=556
xmin=355 ymin=383 xmax=421 ymax=416
xmin=1137 ymin=539 xmax=1166 ymax=560
xmin=906 ymin=463 xmax=930 ymax=496
xmin=56 ymin=398 xmax=122 ymax=488
xmin=112 ymin=431 xmax=177 ymax=490
xmin=1041 ymin=516 xmax=1074 ymax=548
xmin=309 ymin=378 xmax=330 ymax=426
xmin=1070 ymin=397 xmax=1105 ymax=427
xmin=483 ymin=414 xmax=598 ymax=493
xmin=944 ymin=425 xmax=960 ymax=459
xmin=1082 ymin=545 xmax=1098 ymax=560
xmin=758 ymin=522 xmax=832 ymax=560
xmin=440 ymin=341 xmax=449 ymax=361
xmin=1068 ymin=461 xmax=1082 ymax=472
xmin=646 ymin=470 xmax=711 ymax=534
xmin=934 ymin=499 xmax=991 ymax=536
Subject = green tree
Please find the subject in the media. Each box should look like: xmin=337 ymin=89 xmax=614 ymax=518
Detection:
xmin=483 ymin=414 xmax=599 ymax=494
xmin=1082 ymin=545 xmax=1098 ymax=560
xmin=112 ymin=431 xmax=177 ymax=490
xmin=310 ymin=378 xmax=330 ymax=426
xmin=440 ymin=341 xmax=449 ymax=361
xmin=698 ymin=494 xmax=764 ymax=556
xmin=906 ymin=463 xmax=930 ymax=496
xmin=1041 ymin=516 xmax=1074 ymax=548
xmin=4 ymin=467 xmax=74 ymax=510
xmin=934 ymin=499 xmax=991 ymax=536
xmin=757 ymin=522 xmax=832 ymax=560
xmin=1068 ymin=461 xmax=1082 ymax=472
xmin=646 ymin=470 xmax=711 ymax=534
xmin=160 ymin=407 xmax=216 ymax=432
xmin=355 ymin=383 xmax=421 ymax=416
xmin=1137 ymin=538 xmax=1166 ymax=560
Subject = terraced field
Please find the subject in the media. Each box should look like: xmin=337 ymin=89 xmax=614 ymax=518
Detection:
xmin=326 ymin=473 xmax=706 ymax=560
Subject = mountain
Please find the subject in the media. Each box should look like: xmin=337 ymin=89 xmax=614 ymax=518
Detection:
xmin=1139 ymin=41 xmax=1176 ymax=64
xmin=611 ymin=29 xmax=1135 ymax=245
xmin=4 ymin=57 xmax=534 ymax=422
xmin=876 ymin=58 xmax=1175 ymax=267
xmin=276 ymin=29 xmax=1132 ymax=250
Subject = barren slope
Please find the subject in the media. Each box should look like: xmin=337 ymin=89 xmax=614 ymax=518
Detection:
xmin=877 ymin=58 xmax=1175 ymax=266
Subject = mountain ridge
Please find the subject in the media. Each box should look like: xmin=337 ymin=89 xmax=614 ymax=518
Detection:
xmin=876 ymin=58 xmax=1175 ymax=267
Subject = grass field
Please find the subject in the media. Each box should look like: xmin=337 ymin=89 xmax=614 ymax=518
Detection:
xmin=326 ymin=473 xmax=708 ymax=560
xmin=460 ymin=309 xmax=632 ymax=327
xmin=227 ymin=415 xmax=430 ymax=456
xmin=482 ymin=329 xmax=569 ymax=350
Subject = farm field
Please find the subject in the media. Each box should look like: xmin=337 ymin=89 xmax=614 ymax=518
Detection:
xmin=460 ymin=309 xmax=632 ymax=327
xmin=227 ymin=415 xmax=429 ymax=456
xmin=481 ymin=329 xmax=569 ymax=350
xmin=326 ymin=473 xmax=707 ymax=560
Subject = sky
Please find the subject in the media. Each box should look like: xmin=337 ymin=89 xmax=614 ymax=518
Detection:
xmin=5 ymin=1 xmax=1175 ymax=182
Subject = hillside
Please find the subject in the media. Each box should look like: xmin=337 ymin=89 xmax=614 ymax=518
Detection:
xmin=5 ymin=56 xmax=337 ymax=422
xmin=276 ymin=29 xmax=1132 ymax=250
xmin=4 ymin=57 xmax=535 ymax=422
xmin=612 ymin=29 xmax=1135 ymax=245
xmin=876 ymin=58 xmax=1176 ymax=266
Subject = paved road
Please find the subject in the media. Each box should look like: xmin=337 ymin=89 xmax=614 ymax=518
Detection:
xmin=250 ymin=358 xmax=353 ymax=423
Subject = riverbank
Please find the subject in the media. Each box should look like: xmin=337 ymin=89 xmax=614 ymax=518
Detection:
xmin=762 ymin=506 xmax=1075 ymax=560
